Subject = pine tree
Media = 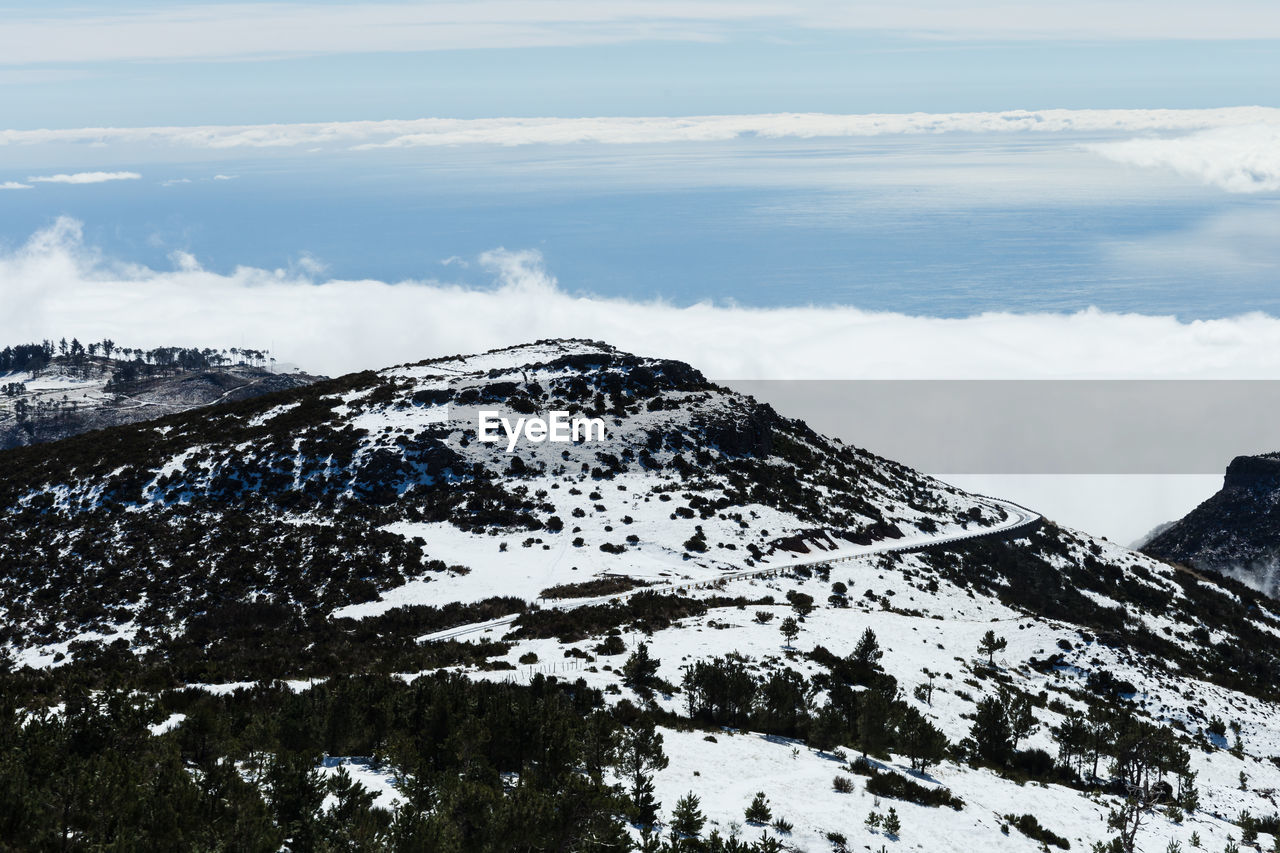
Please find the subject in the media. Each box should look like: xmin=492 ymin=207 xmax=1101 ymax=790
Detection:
xmin=1240 ymin=810 xmax=1258 ymax=845
xmin=779 ymin=616 xmax=800 ymax=648
xmin=846 ymin=628 xmax=884 ymax=685
xmin=899 ymin=706 xmax=949 ymax=771
xmin=622 ymin=643 xmax=661 ymax=694
xmin=669 ymin=792 xmax=706 ymax=844
xmin=969 ymin=695 xmax=1012 ymax=767
xmin=1005 ymin=690 xmax=1039 ymax=749
xmin=619 ymin=718 xmax=669 ymax=827
xmin=857 ymin=687 xmax=894 ymax=759
xmin=977 ymin=630 xmax=1008 ymax=665
xmin=883 ymin=807 xmax=901 ymax=837
xmin=745 ymin=792 xmax=772 ymax=824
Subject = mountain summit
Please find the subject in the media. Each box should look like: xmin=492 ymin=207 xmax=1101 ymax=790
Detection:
xmin=0 ymin=338 xmax=1009 ymax=655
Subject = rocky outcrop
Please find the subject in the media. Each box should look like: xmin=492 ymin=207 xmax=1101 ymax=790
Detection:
xmin=1143 ymin=453 xmax=1280 ymax=578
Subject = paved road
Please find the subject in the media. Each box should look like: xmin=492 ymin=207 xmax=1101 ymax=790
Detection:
xmin=420 ymin=496 xmax=1041 ymax=644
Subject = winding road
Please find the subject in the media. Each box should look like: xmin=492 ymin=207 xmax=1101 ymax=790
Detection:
xmin=420 ymin=496 xmax=1041 ymax=644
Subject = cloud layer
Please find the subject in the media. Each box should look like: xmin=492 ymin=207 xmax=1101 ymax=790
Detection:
xmin=1090 ymin=124 xmax=1280 ymax=193
xmin=8 ymin=218 xmax=1280 ymax=380
xmin=27 ymin=171 xmax=141 ymax=185
xmin=4 ymin=108 xmax=1277 ymax=151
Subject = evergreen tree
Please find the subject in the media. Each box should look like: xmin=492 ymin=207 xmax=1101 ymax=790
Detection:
xmin=785 ymin=590 xmax=815 ymax=617
xmin=744 ymin=792 xmax=772 ymax=824
xmin=899 ymin=706 xmax=949 ymax=771
xmin=1052 ymin=711 xmax=1089 ymax=775
xmin=670 ymin=792 xmax=706 ymax=846
xmin=619 ymin=718 xmax=669 ymax=827
xmin=857 ymin=686 xmax=894 ymax=759
xmin=1004 ymin=690 xmax=1039 ymax=749
xmin=883 ymin=807 xmax=901 ymax=838
xmin=969 ymin=695 xmax=1013 ymax=767
xmin=977 ymin=630 xmax=1008 ymax=665
xmin=623 ymin=643 xmax=662 ymax=694
xmin=779 ymin=616 xmax=800 ymax=647
xmin=846 ymin=628 xmax=884 ymax=685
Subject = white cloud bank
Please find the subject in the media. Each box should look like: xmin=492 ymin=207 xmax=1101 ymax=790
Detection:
xmin=3 ymin=1 xmax=1279 ymax=66
xmin=8 ymin=217 xmax=1280 ymax=381
xmin=0 ymin=181 xmax=31 ymax=190
xmin=27 ymin=171 xmax=141 ymax=184
xmin=3 ymin=108 xmax=1278 ymax=151
xmin=1090 ymin=124 xmax=1280 ymax=193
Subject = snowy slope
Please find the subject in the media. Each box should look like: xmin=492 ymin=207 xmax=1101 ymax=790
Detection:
xmin=5 ymin=339 xmax=1280 ymax=853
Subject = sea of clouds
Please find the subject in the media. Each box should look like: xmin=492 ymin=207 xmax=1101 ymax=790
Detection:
xmin=6 ymin=216 xmax=1280 ymax=381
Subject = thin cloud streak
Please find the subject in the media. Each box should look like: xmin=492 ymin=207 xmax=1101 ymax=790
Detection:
xmin=3 ymin=108 xmax=1278 ymax=152
xmin=8 ymin=218 xmax=1280 ymax=381
xmin=27 ymin=171 xmax=141 ymax=184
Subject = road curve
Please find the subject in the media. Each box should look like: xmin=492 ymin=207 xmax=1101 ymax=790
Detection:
xmin=420 ymin=496 xmax=1041 ymax=644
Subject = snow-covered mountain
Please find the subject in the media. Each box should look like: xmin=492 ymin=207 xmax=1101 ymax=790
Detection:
xmin=0 ymin=339 xmax=1011 ymax=652
xmin=4 ymin=339 xmax=1280 ymax=852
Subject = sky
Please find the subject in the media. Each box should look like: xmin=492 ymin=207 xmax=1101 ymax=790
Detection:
xmin=2 ymin=0 xmax=1279 ymax=541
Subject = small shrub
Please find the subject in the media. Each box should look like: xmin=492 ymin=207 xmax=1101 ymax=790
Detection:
xmin=1003 ymin=813 xmax=1069 ymax=849
xmin=864 ymin=766 xmax=963 ymax=810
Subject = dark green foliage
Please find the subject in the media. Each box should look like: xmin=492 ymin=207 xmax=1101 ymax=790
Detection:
xmin=622 ymin=643 xmax=663 ymax=694
xmin=784 ymin=590 xmax=814 ymax=617
xmin=669 ymin=792 xmax=706 ymax=844
xmin=969 ymin=695 xmax=1014 ymax=766
xmin=620 ymin=717 xmax=670 ymax=827
xmin=1004 ymin=814 xmax=1070 ymax=849
xmin=779 ymin=616 xmax=800 ymax=646
xmin=977 ymin=629 xmax=1007 ymax=665
xmin=851 ymin=759 xmax=964 ymax=810
xmin=596 ymin=633 xmax=628 ymax=656
xmin=842 ymin=628 xmax=886 ymax=687
xmin=744 ymin=792 xmax=772 ymax=824
xmin=899 ymin=706 xmax=949 ymax=771
xmin=679 ymin=656 xmax=809 ymax=741
xmin=513 ymin=593 xmax=749 ymax=642
xmin=882 ymin=807 xmax=900 ymax=837
xmin=0 ymin=672 xmax=644 ymax=851
xmin=541 ymin=577 xmax=649 ymax=599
